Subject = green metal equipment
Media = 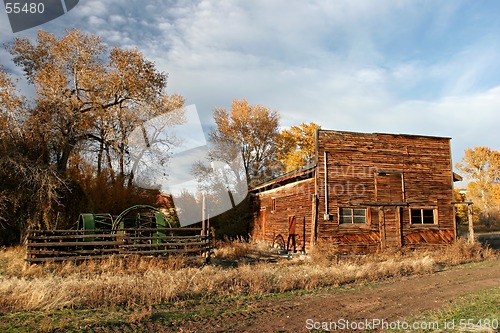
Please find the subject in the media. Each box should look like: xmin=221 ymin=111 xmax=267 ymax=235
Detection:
xmin=77 ymin=205 xmax=173 ymax=242
xmin=77 ymin=213 xmax=113 ymax=241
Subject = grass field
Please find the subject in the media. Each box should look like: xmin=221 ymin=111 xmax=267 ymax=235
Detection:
xmin=0 ymin=239 xmax=497 ymax=332
xmin=393 ymin=286 xmax=500 ymax=333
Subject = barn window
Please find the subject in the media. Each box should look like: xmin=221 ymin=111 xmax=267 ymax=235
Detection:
xmin=410 ymin=208 xmax=436 ymax=224
xmin=270 ymin=198 xmax=276 ymax=212
xmin=339 ymin=208 xmax=367 ymax=224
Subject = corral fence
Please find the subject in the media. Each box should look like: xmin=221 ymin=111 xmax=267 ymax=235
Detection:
xmin=26 ymin=227 xmax=210 ymax=264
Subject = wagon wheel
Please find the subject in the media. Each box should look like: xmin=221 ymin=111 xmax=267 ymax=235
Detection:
xmin=272 ymin=234 xmax=286 ymax=250
xmin=112 ymin=205 xmax=174 ymax=249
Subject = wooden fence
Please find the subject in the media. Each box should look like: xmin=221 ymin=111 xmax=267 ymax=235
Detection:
xmin=26 ymin=227 xmax=210 ymax=264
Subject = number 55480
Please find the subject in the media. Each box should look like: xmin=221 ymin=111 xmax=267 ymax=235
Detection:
xmin=5 ymin=2 xmax=45 ymax=14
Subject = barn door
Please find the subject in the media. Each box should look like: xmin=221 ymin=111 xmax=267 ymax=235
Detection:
xmin=376 ymin=172 xmax=404 ymax=249
xmin=379 ymin=207 xmax=403 ymax=249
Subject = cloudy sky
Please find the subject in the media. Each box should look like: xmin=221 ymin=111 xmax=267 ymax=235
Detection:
xmin=1 ymin=0 xmax=499 ymax=169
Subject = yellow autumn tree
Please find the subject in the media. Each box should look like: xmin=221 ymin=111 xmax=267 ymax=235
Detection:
xmin=456 ymin=146 xmax=500 ymax=227
xmin=209 ymin=99 xmax=281 ymax=187
xmin=0 ymin=67 xmax=25 ymax=139
xmin=278 ymin=122 xmax=319 ymax=173
xmin=2 ymin=29 xmax=185 ymax=242
xmin=8 ymin=29 xmax=184 ymax=177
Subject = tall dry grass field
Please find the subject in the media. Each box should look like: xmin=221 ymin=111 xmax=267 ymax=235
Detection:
xmin=0 ymin=240 xmax=496 ymax=313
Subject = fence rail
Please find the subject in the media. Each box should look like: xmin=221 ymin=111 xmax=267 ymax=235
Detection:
xmin=26 ymin=227 xmax=210 ymax=264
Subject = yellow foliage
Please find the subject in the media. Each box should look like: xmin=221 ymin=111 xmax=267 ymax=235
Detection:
xmin=8 ymin=29 xmax=184 ymax=175
xmin=278 ymin=122 xmax=319 ymax=172
xmin=457 ymin=146 xmax=500 ymax=226
xmin=210 ymin=99 xmax=281 ymax=186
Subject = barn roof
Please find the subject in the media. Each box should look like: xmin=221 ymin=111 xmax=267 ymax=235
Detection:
xmin=453 ymin=172 xmax=463 ymax=182
xmin=320 ymin=129 xmax=452 ymax=140
xmin=249 ymin=163 xmax=316 ymax=192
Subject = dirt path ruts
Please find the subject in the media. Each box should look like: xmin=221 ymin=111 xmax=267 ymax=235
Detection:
xmin=179 ymin=259 xmax=500 ymax=332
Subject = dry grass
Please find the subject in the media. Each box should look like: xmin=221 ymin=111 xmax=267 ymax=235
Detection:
xmin=0 ymin=240 xmax=496 ymax=313
xmin=438 ymin=238 xmax=496 ymax=265
xmin=308 ymin=240 xmax=341 ymax=265
xmin=212 ymin=238 xmax=273 ymax=261
xmin=212 ymin=238 xmax=255 ymax=260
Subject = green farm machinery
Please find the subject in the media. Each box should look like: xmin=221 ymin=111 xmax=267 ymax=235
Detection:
xmin=26 ymin=205 xmax=210 ymax=263
xmin=77 ymin=204 xmax=172 ymax=231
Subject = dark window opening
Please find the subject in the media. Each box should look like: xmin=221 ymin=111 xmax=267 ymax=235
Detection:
xmin=411 ymin=208 xmax=436 ymax=224
xmin=340 ymin=208 xmax=367 ymax=224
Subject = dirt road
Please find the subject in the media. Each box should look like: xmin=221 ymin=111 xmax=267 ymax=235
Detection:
xmin=177 ymin=259 xmax=500 ymax=332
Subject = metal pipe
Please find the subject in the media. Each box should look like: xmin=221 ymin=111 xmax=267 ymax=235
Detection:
xmin=324 ymin=151 xmax=328 ymax=215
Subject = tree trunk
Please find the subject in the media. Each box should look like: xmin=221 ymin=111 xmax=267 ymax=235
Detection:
xmin=105 ymin=144 xmax=115 ymax=182
xmin=97 ymin=138 xmax=103 ymax=176
xmin=57 ymin=144 xmax=72 ymax=174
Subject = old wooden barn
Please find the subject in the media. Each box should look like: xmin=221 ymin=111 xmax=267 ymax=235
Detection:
xmin=249 ymin=129 xmax=462 ymax=253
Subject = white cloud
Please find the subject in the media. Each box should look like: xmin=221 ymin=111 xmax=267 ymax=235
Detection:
xmin=375 ymin=88 xmax=500 ymax=159
xmin=0 ymin=0 xmax=499 ymax=165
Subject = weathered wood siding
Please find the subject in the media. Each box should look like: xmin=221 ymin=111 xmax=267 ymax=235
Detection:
xmin=316 ymin=130 xmax=456 ymax=252
xmin=251 ymin=177 xmax=315 ymax=252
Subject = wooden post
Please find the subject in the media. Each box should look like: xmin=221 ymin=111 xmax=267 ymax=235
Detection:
xmin=310 ymin=194 xmax=318 ymax=248
xmin=25 ymin=226 xmax=32 ymax=268
xmin=206 ymin=212 xmax=211 ymax=263
xmin=468 ymin=203 xmax=475 ymax=243
xmin=201 ymin=193 xmax=206 ymax=237
xmin=378 ymin=207 xmax=386 ymax=250
xmin=207 ymin=213 xmax=210 ymax=236
xmin=396 ymin=206 xmax=402 ymax=248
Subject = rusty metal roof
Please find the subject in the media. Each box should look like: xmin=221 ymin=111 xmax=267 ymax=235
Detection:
xmin=249 ymin=163 xmax=316 ymax=192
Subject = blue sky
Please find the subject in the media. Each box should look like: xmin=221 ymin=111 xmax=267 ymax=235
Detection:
xmin=1 ymin=0 xmax=499 ymax=172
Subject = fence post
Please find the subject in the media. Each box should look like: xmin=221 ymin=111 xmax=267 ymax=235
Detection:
xmin=24 ymin=226 xmax=31 ymax=267
xmin=201 ymin=193 xmax=206 ymax=237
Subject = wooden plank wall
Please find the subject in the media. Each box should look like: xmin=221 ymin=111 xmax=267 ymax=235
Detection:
xmin=251 ymin=178 xmax=315 ymax=252
xmin=316 ymin=130 xmax=456 ymax=251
